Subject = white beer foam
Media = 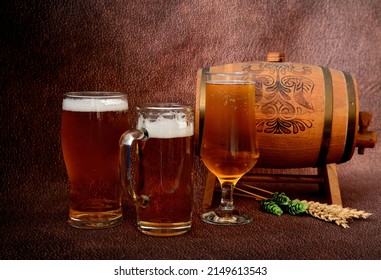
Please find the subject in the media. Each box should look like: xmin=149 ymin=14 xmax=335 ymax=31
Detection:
xmin=62 ymin=98 xmax=128 ymax=112
xmin=138 ymin=116 xmax=194 ymax=138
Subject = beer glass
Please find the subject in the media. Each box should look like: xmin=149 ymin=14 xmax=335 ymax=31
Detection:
xmin=200 ymin=72 xmax=259 ymax=225
xmin=119 ymin=103 xmax=194 ymax=236
xmin=61 ymin=92 xmax=129 ymax=229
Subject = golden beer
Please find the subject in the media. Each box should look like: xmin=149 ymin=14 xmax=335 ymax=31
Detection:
xmin=200 ymin=72 xmax=258 ymax=225
xmin=61 ymin=92 xmax=129 ymax=229
xmin=201 ymin=81 xmax=258 ymax=181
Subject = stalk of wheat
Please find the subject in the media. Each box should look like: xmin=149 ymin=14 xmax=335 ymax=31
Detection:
xmin=301 ymin=200 xmax=372 ymax=228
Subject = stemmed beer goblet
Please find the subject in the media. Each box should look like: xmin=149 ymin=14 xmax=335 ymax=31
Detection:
xmin=200 ymin=72 xmax=259 ymax=225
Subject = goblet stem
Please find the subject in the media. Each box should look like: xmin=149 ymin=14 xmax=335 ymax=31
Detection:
xmin=201 ymin=180 xmax=253 ymax=225
xmin=219 ymin=181 xmax=235 ymax=211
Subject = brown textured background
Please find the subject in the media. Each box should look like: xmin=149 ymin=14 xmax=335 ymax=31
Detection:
xmin=1 ymin=0 xmax=380 ymax=259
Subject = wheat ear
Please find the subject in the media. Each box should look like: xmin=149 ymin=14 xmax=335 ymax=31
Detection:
xmin=301 ymin=200 xmax=372 ymax=228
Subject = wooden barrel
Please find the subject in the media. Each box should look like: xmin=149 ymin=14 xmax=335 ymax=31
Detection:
xmin=195 ymin=55 xmax=362 ymax=168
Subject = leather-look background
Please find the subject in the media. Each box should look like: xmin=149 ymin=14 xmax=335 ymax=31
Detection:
xmin=1 ymin=0 xmax=380 ymax=259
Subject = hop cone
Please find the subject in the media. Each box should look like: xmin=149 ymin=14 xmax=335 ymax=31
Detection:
xmin=261 ymin=200 xmax=283 ymax=216
xmin=271 ymin=192 xmax=290 ymax=206
xmin=286 ymin=199 xmax=308 ymax=215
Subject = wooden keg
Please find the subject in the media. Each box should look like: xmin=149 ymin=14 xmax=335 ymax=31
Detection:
xmin=195 ymin=52 xmax=376 ymax=168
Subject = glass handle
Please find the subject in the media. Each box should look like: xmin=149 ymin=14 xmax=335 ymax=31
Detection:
xmin=119 ymin=128 xmax=149 ymax=208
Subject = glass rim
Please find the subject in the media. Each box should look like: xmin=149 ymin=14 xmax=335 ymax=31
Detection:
xmin=64 ymin=91 xmax=127 ymax=99
xmin=137 ymin=103 xmax=193 ymax=111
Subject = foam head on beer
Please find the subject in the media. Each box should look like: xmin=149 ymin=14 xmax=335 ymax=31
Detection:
xmin=138 ymin=114 xmax=194 ymax=138
xmin=62 ymin=96 xmax=128 ymax=112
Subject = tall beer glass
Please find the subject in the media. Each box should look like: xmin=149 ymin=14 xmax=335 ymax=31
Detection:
xmin=119 ymin=103 xmax=194 ymax=236
xmin=61 ymin=92 xmax=129 ymax=229
xmin=200 ymin=72 xmax=259 ymax=225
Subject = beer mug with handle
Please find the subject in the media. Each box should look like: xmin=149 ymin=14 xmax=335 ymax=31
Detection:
xmin=119 ymin=103 xmax=194 ymax=236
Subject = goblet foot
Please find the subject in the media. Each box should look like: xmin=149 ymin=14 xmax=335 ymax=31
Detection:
xmin=201 ymin=208 xmax=253 ymax=225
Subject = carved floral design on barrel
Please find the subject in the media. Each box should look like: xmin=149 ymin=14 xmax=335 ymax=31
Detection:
xmin=243 ymin=63 xmax=315 ymax=134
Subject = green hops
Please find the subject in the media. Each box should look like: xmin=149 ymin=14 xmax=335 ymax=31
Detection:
xmin=286 ymin=199 xmax=308 ymax=215
xmin=261 ymin=200 xmax=283 ymax=216
xmin=261 ymin=192 xmax=308 ymax=216
xmin=271 ymin=192 xmax=290 ymax=206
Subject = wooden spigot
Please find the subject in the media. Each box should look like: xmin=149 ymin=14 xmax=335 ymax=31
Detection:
xmin=356 ymin=111 xmax=377 ymax=154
